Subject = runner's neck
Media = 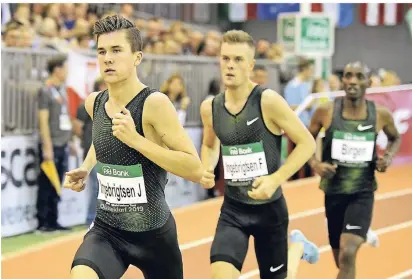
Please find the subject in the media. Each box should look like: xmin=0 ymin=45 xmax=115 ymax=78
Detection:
xmin=225 ymin=80 xmax=256 ymax=104
xmin=107 ymin=76 xmax=146 ymax=107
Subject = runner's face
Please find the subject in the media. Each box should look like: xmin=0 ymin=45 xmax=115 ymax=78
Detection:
xmin=342 ymin=66 xmax=370 ymax=101
xmin=97 ymin=30 xmax=142 ymax=84
xmin=220 ymin=43 xmax=255 ymax=88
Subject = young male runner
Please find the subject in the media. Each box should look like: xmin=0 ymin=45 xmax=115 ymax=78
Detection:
xmin=308 ymin=62 xmax=401 ymax=279
xmin=200 ymin=30 xmax=320 ymax=279
xmin=64 ymin=15 xmax=203 ymax=279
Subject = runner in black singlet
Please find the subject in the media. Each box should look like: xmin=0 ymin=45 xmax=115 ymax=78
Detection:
xmin=200 ymin=30 xmax=320 ymax=279
xmin=308 ymin=62 xmax=401 ymax=279
xmin=63 ymin=15 xmax=203 ymax=279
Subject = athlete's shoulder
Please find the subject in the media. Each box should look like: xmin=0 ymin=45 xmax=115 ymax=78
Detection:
xmin=375 ymin=103 xmax=393 ymax=120
xmin=145 ymin=91 xmax=173 ymax=106
xmin=260 ymin=88 xmax=288 ymax=109
xmin=311 ymin=101 xmax=334 ymax=123
xmin=85 ymin=91 xmax=104 ymax=119
xmin=200 ymin=96 xmax=214 ymax=120
xmin=144 ymin=91 xmax=178 ymax=123
xmin=316 ymin=100 xmax=334 ymax=112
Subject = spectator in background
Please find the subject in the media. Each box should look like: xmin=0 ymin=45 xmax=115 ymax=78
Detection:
xmin=205 ymin=30 xmax=221 ymax=42
xmin=73 ymin=77 xmax=107 ymax=225
xmin=174 ymin=29 xmax=192 ymax=54
xmin=135 ymin=18 xmax=146 ymax=36
xmin=18 ymin=25 xmax=33 ymax=47
xmin=268 ymin=43 xmax=284 ymax=63
xmin=13 ymin=3 xmax=31 ymax=26
xmin=2 ymin=19 xmax=24 ymax=47
xmin=328 ymin=73 xmax=342 ymax=92
xmin=266 ymin=42 xmax=293 ymax=95
xmin=311 ymin=78 xmax=330 ymax=107
xmin=311 ymin=78 xmax=326 ymax=93
xmin=381 ymin=70 xmax=401 ymax=87
xmin=120 ymin=3 xmax=134 ymax=21
xmin=36 ymin=16 xmax=70 ymax=51
xmin=152 ymin=40 xmax=165 ymax=54
xmin=164 ymin=39 xmax=182 ymax=55
xmin=170 ymin=20 xmax=184 ymax=34
xmin=189 ymin=31 xmax=204 ymax=55
xmin=284 ymin=57 xmax=314 ymax=127
xmin=251 ymin=65 xmax=268 ymax=86
xmin=255 ymin=39 xmax=270 ymax=58
xmin=145 ymin=17 xmax=163 ymax=45
xmin=160 ymin=73 xmax=191 ymax=125
xmin=284 ymin=58 xmax=314 ymax=180
xmin=370 ymin=72 xmax=382 ymax=88
xmin=36 ymin=55 xmax=72 ymax=232
xmin=30 ymin=3 xmax=44 ymax=31
xmin=72 ymin=33 xmax=92 ymax=50
xmin=60 ymin=4 xmax=90 ymax=41
xmin=200 ymin=38 xmax=220 ymax=56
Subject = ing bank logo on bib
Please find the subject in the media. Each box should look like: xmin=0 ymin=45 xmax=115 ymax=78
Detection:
xmin=102 ymin=166 xmax=130 ymax=177
xmin=229 ymin=146 xmax=252 ymax=155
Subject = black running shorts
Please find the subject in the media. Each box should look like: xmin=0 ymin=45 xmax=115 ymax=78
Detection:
xmin=71 ymin=213 xmax=183 ymax=279
xmin=210 ymin=195 xmax=289 ymax=279
xmin=325 ymin=191 xmax=374 ymax=249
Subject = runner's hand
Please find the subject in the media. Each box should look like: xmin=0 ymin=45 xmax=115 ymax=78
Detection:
xmin=112 ymin=107 xmax=140 ymax=148
xmin=64 ymin=167 xmax=89 ymax=192
xmin=313 ymin=162 xmax=337 ymax=179
xmin=248 ymin=176 xmax=280 ymax=200
xmin=200 ymin=168 xmax=215 ymax=189
xmin=376 ymin=154 xmax=392 ymax=172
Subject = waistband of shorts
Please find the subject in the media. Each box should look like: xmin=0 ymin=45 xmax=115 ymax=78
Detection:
xmin=223 ymin=193 xmax=284 ymax=211
xmin=93 ymin=212 xmax=175 ymax=241
xmin=323 ymin=189 xmax=375 ymax=197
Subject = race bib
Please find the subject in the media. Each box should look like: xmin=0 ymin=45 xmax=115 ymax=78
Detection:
xmin=222 ymin=141 xmax=269 ymax=184
xmin=331 ymin=131 xmax=375 ymax=166
xmin=96 ymin=162 xmax=147 ymax=206
xmin=59 ymin=114 xmax=72 ymax=131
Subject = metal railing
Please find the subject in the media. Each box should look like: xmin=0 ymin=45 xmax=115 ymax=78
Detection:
xmin=1 ymin=48 xmax=284 ymax=135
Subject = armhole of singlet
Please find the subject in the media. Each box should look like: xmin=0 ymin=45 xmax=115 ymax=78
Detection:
xmin=256 ymin=87 xmax=282 ymax=137
xmin=328 ymin=97 xmax=341 ymax=130
xmin=368 ymin=100 xmax=377 ymax=127
xmin=139 ymin=88 xmax=157 ymax=138
xmin=211 ymin=94 xmax=217 ymax=131
xmin=92 ymin=89 xmax=106 ymax=120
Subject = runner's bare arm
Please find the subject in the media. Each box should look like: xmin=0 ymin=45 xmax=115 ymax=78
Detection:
xmin=307 ymin=103 xmax=330 ymax=168
xmin=200 ymin=98 xmax=221 ymax=171
xmin=78 ymin=91 xmax=100 ymax=173
xmin=131 ymin=92 xmax=203 ymax=183
xmin=262 ymin=89 xmax=316 ymax=183
xmin=378 ymin=105 xmax=401 ymax=160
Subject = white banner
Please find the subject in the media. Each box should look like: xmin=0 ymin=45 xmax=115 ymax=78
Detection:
xmin=1 ymin=135 xmax=39 ymax=237
xmin=164 ymin=127 xmax=206 ymax=208
xmin=1 ymin=136 xmax=89 ymax=237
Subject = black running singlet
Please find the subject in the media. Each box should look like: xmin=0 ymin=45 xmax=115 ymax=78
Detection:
xmin=92 ymin=88 xmax=169 ymax=232
xmin=212 ymin=85 xmax=283 ymax=205
xmin=320 ymin=97 xmax=378 ymax=194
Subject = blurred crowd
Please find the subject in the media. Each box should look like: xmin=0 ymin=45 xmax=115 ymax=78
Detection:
xmin=2 ymin=3 xmax=284 ymax=61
